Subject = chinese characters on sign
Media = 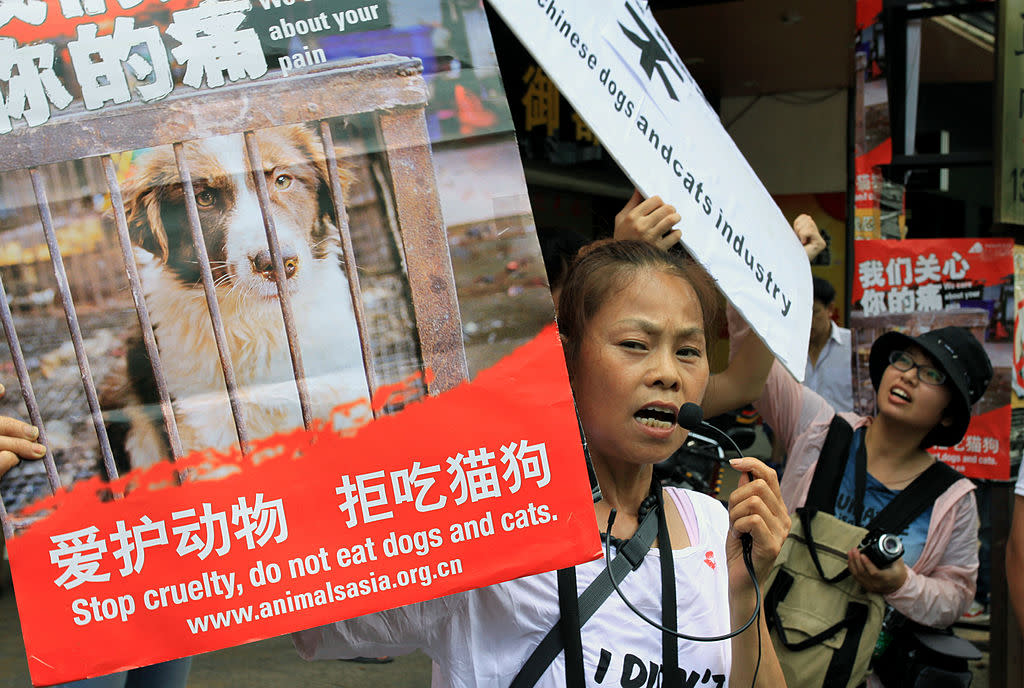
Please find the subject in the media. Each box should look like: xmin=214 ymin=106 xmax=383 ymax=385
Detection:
xmin=855 ymin=251 xmax=973 ymax=316
xmin=50 ymin=493 xmax=287 ymax=590
xmin=2 ymin=1 xmax=599 ymax=682
xmin=851 ymin=238 xmax=1015 ymax=479
xmin=48 ymin=439 xmax=554 ymax=589
xmin=336 ymin=441 xmax=551 ymax=526
xmin=516 ymin=60 xmax=604 ymax=163
xmin=1 ymin=0 xmax=267 ymax=133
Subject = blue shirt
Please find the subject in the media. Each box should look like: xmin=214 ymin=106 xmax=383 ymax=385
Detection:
xmin=832 ymin=429 xmax=931 ymax=567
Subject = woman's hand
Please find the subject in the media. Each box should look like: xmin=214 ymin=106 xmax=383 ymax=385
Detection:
xmin=0 ymin=383 xmax=46 ymax=479
xmin=725 ymin=457 xmax=791 ymax=687
xmin=793 ymin=213 xmax=826 ymax=261
xmin=725 ymin=457 xmax=790 ymax=587
xmin=613 ymin=189 xmax=681 ymax=250
xmin=847 ymin=548 xmax=908 ymax=595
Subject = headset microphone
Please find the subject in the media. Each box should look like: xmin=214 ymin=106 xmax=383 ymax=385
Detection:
xmin=675 ymin=403 xmax=755 ymax=550
xmin=676 ymin=402 xmax=744 ymax=459
xmin=675 ymin=402 xmax=705 ymax=434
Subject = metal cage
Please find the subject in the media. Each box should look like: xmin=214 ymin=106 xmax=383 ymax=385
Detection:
xmin=0 ymin=55 xmax=469 ymax=537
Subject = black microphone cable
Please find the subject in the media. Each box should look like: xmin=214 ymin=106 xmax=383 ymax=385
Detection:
xmin=676 ymin=402 xmax=762 ymax=687
xmin=602 ymin=511 xmax=760 ymax=642
xmin=601 ymin=402 xmax=763 ymax=686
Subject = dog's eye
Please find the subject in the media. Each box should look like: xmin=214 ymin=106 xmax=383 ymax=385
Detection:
xmin=274 ymin=174 xmax=293 ymax=190
xmin=194 ymin=189 xmax=216 ymax=208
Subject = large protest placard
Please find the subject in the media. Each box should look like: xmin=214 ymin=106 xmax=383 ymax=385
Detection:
xmin=486 ymin=0 xmax=812 ymax=381
xmin=0 ymin=1 xmax=599 ymax=683
xmin=851 ymin=238 xmax=1015 ymax=480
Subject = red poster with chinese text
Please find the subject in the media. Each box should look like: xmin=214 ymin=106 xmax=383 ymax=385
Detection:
xmin=0 ymin=1 xmax=599 ymax=684
xmin=851 ymin=239 xmax=1015 ymax=479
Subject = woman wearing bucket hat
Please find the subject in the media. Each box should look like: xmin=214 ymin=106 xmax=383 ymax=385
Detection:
xmin=733 ymin=317 xmax=992 ymax=685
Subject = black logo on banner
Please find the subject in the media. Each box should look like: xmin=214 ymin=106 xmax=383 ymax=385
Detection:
xmin=618 ymin=3 xmax=685 ymax=101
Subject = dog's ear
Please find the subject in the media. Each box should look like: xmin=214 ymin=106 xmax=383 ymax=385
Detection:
xmin=122 ymin=153 xmax=174 ymax=262
xmin=124 ymin=183 xmax=170 ymax=262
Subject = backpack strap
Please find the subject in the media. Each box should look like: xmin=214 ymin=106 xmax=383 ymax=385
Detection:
xmin=766 ymin=569 xmax=868 ymax=652
xmin=798 ymin=448 xmax=961 ymax=584
xmin=805 ymin=415 xmax=855 ymax=514
xmin=509 ymin=505 xmax=660 ymax=688
xmin=797 ymin=509 xmax=854 ymax=584
xmin=864 ymin=460 xmax=961 ymax=537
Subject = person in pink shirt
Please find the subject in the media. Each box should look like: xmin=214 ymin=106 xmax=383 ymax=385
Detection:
xmin=734 ymin=312 xmax=992 ymax=688
xmin=748 ymin=322 xmax=990 ymax=626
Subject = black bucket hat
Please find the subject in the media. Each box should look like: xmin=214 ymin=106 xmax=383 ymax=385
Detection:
xmin=869 ymin=326 xmax=993 ymax=447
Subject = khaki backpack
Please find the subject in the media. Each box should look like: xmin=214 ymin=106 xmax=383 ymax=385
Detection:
xmin=764 ymin=416 xmax=960 ymax=688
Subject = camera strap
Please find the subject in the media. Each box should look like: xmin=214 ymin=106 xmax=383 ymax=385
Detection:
xmin=805 ymin=415 xmax=855 ymax=514
xmin=852 ymin=430 xmax=867 ymax=526
xmin=862 ymin=460 xmax=960 ymax=537
xmin=848 ymin=425 xmax=961 ymax=537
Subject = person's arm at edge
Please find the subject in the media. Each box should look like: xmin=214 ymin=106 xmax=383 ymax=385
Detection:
xmin=0 ymin=384 xmax=46 ymax=479
xmin=1007 ymin=493 xmax=1024 ymax=633
xmin=703 ymin=312 xmax=774 ymax=419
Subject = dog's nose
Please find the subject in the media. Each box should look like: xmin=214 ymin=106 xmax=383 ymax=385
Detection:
xmin=251 ymin=248 xmax=299 ymax=280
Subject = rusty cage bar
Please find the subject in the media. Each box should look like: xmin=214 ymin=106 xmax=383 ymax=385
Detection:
xmin=0 ymin=55 xmax=469 ymax=537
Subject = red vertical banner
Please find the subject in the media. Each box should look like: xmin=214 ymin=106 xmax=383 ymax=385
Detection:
xmin=851 ymin=239 xmax=1015 ymax=479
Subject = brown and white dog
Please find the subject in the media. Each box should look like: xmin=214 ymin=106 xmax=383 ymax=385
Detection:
xmin=104 ymin=125 xmax=372 ymax=471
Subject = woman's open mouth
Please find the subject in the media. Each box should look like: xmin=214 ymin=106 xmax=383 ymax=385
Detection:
xmin=633 ymin=405 xmax=677 ymax=430
xmin=889 ymin=386 xmax=911 ymax=403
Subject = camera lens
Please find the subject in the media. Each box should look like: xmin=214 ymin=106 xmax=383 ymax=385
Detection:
xmin=878 ymin=534 xmax=903 ymax=558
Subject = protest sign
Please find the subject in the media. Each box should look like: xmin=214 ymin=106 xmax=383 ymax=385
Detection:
xmin=486 ymin=0 xmax=812 ymax=381
xmin=0 ymin=1 xmax=599 ymax=683
xmin=851 ymin=238 xmax=1015 ymax=479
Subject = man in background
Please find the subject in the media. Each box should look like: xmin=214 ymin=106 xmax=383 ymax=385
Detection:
xmin=805 ymin=276 xmax=852 ymax=413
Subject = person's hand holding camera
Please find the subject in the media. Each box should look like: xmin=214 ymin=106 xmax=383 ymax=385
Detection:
xmin=846 ymin=546 xmax=908 ymax=595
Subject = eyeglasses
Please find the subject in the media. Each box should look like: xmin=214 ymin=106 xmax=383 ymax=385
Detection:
xmin=888 ymin=350 xmax=946 ymax=386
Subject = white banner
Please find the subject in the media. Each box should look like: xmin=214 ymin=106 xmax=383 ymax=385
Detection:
xmin=488 ymin=0 xmax=810 ymax=380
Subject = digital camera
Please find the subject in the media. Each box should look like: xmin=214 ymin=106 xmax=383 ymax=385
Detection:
xmin=859 ymin=532 xmax=904 ymax=569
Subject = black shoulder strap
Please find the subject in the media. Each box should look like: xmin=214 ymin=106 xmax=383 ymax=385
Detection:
xmin=805 ymin=414 xmax=855 ymax=514
xmin=865 ymin=460 xmax=961 ymax=536
xmin=656 ymin=490 xmax=680 ymax=687
xmin=798 ymin=459 xmax=962 ymax=584
xmin=510 ymin=507 xmax=660 ymax=688
xmin=556 ymin=567 xmax=585 ymax=687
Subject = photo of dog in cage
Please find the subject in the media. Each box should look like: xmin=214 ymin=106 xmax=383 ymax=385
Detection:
xmin=0 ymin=113 xmax=550 ymax=509
xmin=100 ymin=123 xmax=373 ymax=474
xmin=0 ymin=46 xmax=551 ymax=536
